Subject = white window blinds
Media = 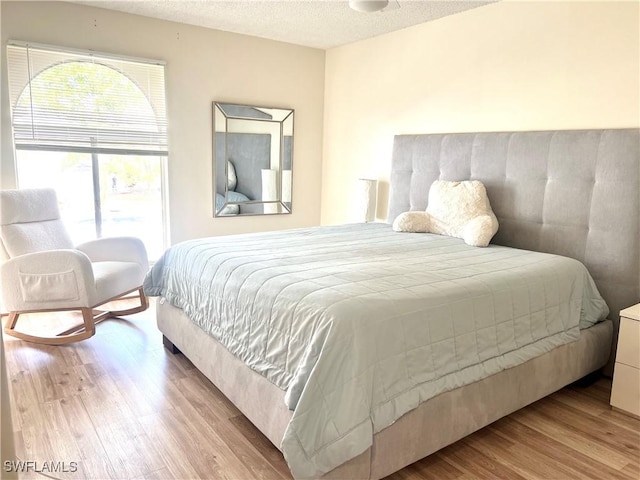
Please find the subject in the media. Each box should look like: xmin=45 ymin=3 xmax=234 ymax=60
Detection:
xmin=7 ymin=42 xmax=168 ymax=155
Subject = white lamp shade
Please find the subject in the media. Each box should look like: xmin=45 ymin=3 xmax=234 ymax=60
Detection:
xmin=356 ymin=178 xmax=377 ymax=222
xmin=262 ymin=169 xmax=278 ymax=214
xmin=282 ymin=170 xmax=292 ymax=204
xmin=349 ymin=0 xmax=389 ymax=13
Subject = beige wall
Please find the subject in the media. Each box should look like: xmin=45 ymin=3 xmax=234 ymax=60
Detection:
xmin=2 ymin=2 xmax=639 ymax=234
xmin=321 ymin=0 xmax=640 ymax=225
xmin=0 ymin=1 xmax=325 ymax=244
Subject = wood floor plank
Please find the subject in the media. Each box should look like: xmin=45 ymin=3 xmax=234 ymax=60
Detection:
xmin=438 ymin=440 xmax=529 ymax=480
xmin=102 ymin=349 xmax=192 ymax=416
xmin=19 ymin=423 xmax=55 ymax=473
xmin=189 ymin=369 xmax=244 ymax=418
xmin=6 ymin=367 xmax=40 ymax=433
xmin=177 ymin=374 xmax=242 ymax=424
xmin=143 ymin=467 xmax=174 ymax=480
xmin=511 ymin=403 xmax=633 ymax=470
xmin=58 ymin=394 xmax=120 ymax=480
xmin=4 ymin=305 xmax=640 ymax=480
xmin=136 ymin=411 xmax=204 ymax=480
xmin=553 ymin=385 xmax=611 ymax=417
xmin=141 ymin=405 xmax=258 ymax=480
xmin=386 ymin=453 xmax=465 ymax=480
xmin=207 ymin=415 xmax=291 ymax=480
xmin=76 ymin=367 xmax=141 ymax=430
xmin=579 ymin=379 xmax=614 ymax=404
xmin=40 ymin=399 xmax=88 ymax=479
xmin=489 ymin=416 xmax=634 ymax=480
xmin=144 ymin=345 xmax=194 ymax=381
xmin=95 ymin=417 xmax=167 ymax=479
xmin=598 ymin=407 xmax=640 ymax=436
xmin=622 ymin=463 xmax=640 ymax=479
xmin=27 ymin=346 xmax=59 ymax=404
xmin=98 ymin=361 xmax=166 ymax=418
xmin=463 ymin=427 xmax=590 ymax=480
xmin=228 ymin=415 xmax=293 ymax=479
xmin=46 ymin=359 xmax=96 ymax=401
xmin=533 ymin=397 xmax=639 ymax=466
xmin=164 ymin=403 xmax=259 ymax=480
xmin=58 ymin=342 xmax=85 ymax=368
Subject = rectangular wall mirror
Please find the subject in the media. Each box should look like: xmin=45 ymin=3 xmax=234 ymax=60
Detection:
xmin=213 ymin=102 xmax=294 ymax=217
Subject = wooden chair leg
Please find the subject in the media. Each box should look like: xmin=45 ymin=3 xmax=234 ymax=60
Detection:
xmin=56 ymin=308 xmax=109 ymax=337
xmin=108 ymin=287 xmax=149 ymax=317
xmin=7 ymin=311 xmax=19 ymax=330
xmin=56 ymin=309 xmax=109 ymax=337
xmin=59 ymin=286 xmax=148 ymax=336
xmin=3 ymin=308 xmax=96 ymax=345
xmin=2 ymin=286 xmax=147 ymax=346
xmin=81 ymin=307 xmax=96 ymax=336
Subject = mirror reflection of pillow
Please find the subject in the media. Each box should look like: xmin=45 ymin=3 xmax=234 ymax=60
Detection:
xmin=393 ymin=180 xmax=499 ymax=247
xmin=216 ymin=193 xmax=238 ymax=215
xmin=215 ymin=191 xmax=251 ymax=216
xmin=227 ymin=191 xmax=250 ymax=202
xmin=228 ymin=160 xmax=237 ymax=191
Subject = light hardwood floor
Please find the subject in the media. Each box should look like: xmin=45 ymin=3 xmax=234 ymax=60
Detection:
xmin=3 ymin=301 xmax=639 ymax=480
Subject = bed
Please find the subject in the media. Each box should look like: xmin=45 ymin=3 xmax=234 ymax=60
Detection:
xmin=144 ymin=128 xmax=640 ymax=480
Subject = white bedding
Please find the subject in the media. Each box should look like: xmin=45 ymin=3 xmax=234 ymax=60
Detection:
xmin=144 ymin=223 xmax=608 ymax=478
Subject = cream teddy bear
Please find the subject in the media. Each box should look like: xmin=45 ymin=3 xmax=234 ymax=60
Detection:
xmin=393 ymin=180 xmax=499 ymax=247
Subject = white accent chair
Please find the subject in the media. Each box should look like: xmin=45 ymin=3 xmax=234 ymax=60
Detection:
xmin=0 ymin=188 xmax=149 ymax=345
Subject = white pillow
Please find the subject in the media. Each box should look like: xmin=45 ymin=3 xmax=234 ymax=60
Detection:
xmin=393 ymin=180 xmax=499 ymax=247
xmin=227 ymin=160 xmax=237 ymax=191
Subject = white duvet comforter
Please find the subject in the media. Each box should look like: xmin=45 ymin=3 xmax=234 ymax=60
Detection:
xmin=144 ymin=223 xmax=608 ymax=478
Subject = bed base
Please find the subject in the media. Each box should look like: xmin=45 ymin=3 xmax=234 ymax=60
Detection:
xmin=162 ymin=335 xmax=181 ymax=354
xmin=157 ymin=299 xmax=613 ymax=480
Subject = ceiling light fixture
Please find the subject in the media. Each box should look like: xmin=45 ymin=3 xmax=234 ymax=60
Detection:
xmin=349 ymin=0 xmax=389 ymax=13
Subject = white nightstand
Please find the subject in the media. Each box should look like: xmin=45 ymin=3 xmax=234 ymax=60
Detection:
xmin=610 ymin=304 xmax=640 ymax=418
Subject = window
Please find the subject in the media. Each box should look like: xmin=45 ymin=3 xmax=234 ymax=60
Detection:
xmin=6 ymin=42 xmax=168 ymax=260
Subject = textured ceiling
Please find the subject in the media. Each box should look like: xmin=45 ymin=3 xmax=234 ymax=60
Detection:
xmin=70 ymin=0 xmax=497 ymax=49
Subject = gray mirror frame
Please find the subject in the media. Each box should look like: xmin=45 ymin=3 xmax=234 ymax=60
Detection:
xmin=213 ymin=102 xmax=294 ymax=217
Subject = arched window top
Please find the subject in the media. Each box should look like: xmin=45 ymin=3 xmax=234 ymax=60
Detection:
xmin=7 ymin=42 xmax=167 ymax=155
xmin=17 ymin=61 xmax=156 ymax=118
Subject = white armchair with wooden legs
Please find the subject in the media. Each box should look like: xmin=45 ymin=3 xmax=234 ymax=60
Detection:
xmin=0 ymin=188 xmax=149 ymax=345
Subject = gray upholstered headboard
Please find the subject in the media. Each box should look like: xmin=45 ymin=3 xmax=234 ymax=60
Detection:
xmin=388 ymin=129 xmax=640 ymax=368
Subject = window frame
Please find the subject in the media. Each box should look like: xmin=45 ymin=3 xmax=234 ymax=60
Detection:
xmin=6 ymin=41 xmax=170 ymax=254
